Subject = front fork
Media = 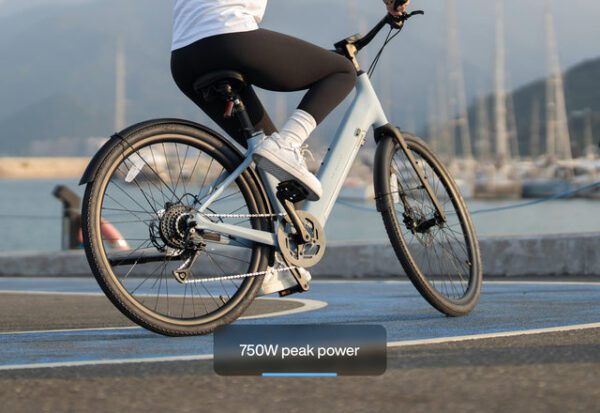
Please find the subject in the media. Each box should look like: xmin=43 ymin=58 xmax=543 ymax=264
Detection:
xmin=374 ymin=124 xmax=447 ymax=225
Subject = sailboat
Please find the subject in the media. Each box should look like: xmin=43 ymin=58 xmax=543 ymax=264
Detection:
xmin=521 ymin=0 xmax=590 ymax=199
xmin=473 ymin=0 xmax=522 ymax=199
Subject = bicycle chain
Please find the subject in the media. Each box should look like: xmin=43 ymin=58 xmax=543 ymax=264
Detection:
xmin=181 ymin=212 xmax=294 ymax=283
xmin=182 ymin=265 xmax=298 ymax=284
xmin=202 ymin=213 xmax=287 ymax=219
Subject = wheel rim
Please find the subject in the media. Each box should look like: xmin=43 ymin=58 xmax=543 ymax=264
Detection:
xmin=92 ymin=135 xmax=264 ymax=325
xmin=389 ymin=141 xmax=477 ymax=304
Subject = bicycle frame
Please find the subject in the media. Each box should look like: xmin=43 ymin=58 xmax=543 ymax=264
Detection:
xmin=191 ymin=72 xmax=389 ymax=247
xmin=192 ymin=59 xmax=447 ymax=250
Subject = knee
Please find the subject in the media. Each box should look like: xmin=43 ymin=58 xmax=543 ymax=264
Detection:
xmin=340 ymin=56 xmax=357 ymax=84
xmin=332 ymin=55 xmax=356 ymax=92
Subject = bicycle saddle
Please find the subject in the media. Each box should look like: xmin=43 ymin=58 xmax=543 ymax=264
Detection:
xmin=193 ymin=70 xmax=246 ymax=99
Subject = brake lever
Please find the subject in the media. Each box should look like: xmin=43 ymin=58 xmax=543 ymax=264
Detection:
xmin=409 ymin=10 xmax=425 ymax=17
xmin=389 ymin=10 xmax=425 ymax=29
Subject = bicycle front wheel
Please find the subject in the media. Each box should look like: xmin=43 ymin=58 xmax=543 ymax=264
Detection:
xmin=82 ymin=121 xmax=272 ymax=336
xmin=375 ymin=132 xmax=482 ymax=316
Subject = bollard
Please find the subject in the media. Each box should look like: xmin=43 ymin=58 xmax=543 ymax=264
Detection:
xmin=52 ymin=185 xmax=81 ymax=250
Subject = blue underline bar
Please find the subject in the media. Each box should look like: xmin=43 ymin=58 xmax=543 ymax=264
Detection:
xmin=261 ymin=372 xmax=338 ymax=377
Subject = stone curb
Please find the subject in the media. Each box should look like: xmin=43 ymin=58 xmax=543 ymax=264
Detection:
xmin=1 ymin=232 xmax=598 ymax=278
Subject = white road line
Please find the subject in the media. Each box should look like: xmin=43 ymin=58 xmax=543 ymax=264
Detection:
xmin=0 ymin=355 xmax=213 ymax=372
xmin=482 ymin=280 xmax=600 ymax=286
xmin=242 ymin=297 xmax=327 ymax=320
xmin=387 ymin=322 xmax=600 ymax=347
xmin=3 ymin=322 xmax=600 ymax=372
xmin=0 ymin=296 xmax=328 ymax=336
xmin=322 ymin=280 xmax=600 ymax=285
xmin=0 ymin=326 xmax=140 ymax=336
xmin=2 ymin=280 xmax=600 ymax=294
xmin=0 ymin=290 xmax=105 ymax=296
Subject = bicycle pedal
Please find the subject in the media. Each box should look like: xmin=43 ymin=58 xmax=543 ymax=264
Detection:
xmin=276 ymin=180 xmax=308 ymax=203
xmin=278 ymin=267 xmax=311 ymax=296
xmin=278 ymin=285 xmax=306 ymax=297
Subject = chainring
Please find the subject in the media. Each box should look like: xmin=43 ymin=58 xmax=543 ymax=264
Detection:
xmin=276 ymin=211 xmax=326 ymax=268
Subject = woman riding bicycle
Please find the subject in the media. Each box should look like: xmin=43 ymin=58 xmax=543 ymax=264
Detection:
xmin=80 ymin=0 xmax=481 ymax=336
xmin=171 ymin=0 xmax=410 ymax=202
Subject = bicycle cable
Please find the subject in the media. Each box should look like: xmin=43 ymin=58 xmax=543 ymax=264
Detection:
xmin=367 ymin=25 xmax=403 ymax=77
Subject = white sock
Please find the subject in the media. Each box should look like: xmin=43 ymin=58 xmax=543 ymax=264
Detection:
xmin=278 ymin=109 xmax=317 ymax=147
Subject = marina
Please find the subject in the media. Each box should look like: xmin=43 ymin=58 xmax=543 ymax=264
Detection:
xmin=2 ymin=178 xmax=600 ymax=253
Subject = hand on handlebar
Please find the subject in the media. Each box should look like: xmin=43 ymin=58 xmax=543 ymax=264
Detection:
xmin=383 ymin=0 xmax=410 ymax=17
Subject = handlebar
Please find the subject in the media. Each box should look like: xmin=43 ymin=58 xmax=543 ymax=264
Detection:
xmin=351 ymin=10 xmax=424 ymax=53
xmin=333 ymin=8 xmax=424 ymax=71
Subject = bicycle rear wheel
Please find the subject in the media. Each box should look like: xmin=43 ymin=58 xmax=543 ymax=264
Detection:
xmin=81 ymin=121 xmax=272 ymax=336
xmin=375 ymin=132 xmax=482 ymax=316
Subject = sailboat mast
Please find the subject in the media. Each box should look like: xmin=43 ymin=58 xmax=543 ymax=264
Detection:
xmin=583 ymin=108 xmax=594 ymax=158
xmin=507 ymin=91 xmax=520 ymax=160
xmin=545 ymin=0 xmax=572 ymax=161
xmin=436 ymin=64 xmax=453 ymax=159
xmin=475 ymin=94 xmax=492 ymax=162
xmin=446 ymin=0 xmax=472 ymax=159
xmin=530 ymin=98 xmax=541 ymax=159
xmin=114 ymin=37 xmax=126 ymax=132
xmin=494 ymin=0 xmax=510 ymax=165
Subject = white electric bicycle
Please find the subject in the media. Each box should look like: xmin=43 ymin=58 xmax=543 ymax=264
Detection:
xmin=80 ymin=10 xmax=482 ymax=336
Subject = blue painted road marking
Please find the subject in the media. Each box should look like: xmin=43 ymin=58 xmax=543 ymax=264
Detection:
xmin=2 ymin=278 xmax=600 ymax=369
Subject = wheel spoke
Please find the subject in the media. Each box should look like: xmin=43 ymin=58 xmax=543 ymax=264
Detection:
xmin=88 ymin=134 xmax=264 ymax=332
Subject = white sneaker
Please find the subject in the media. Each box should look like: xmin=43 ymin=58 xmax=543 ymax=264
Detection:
xmin=252 ymin=133 xmax=322 ymax=201
xmin=259 ymin=267 xmax=312 ymax=296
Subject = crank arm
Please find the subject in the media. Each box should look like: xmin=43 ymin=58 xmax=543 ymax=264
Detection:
xmin=291 ymin=267 xmax=310 ymax=291
xmin=280 ymin=198 xmax=311 ymax=244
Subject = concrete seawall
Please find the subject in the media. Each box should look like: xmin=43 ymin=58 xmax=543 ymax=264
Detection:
xmin=0 ymin=232 xmax=598 ymax=278
xmin=0 ymin=157 xmax=88 ymax=179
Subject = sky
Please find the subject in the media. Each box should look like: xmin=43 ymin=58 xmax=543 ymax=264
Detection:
xmin=1 ymin=0 xmax=599 ymax=137
xmin=3 ymin=0 xmax=600 ymax=88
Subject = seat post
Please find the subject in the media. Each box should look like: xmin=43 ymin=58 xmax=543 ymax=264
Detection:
xmin=193 ymin=71 xmax=259 ymax=142
xmin=231 ymin=97 xmax=256 ymax=140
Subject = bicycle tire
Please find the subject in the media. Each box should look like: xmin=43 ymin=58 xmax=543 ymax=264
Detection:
xmin=374 ymin=132 xmax=482 ymax=316
xmin=81 ymin=121 xmax=272 ymax=336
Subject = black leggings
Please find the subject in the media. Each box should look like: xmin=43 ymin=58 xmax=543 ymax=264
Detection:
xmin=171 ymin=29 xmax=356 ymax=147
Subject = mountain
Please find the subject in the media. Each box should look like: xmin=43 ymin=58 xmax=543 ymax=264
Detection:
xmin=1 ymin=0 xmax=600 ymax=155
xmin=459 ymin=56 xmax=600 ymax=158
